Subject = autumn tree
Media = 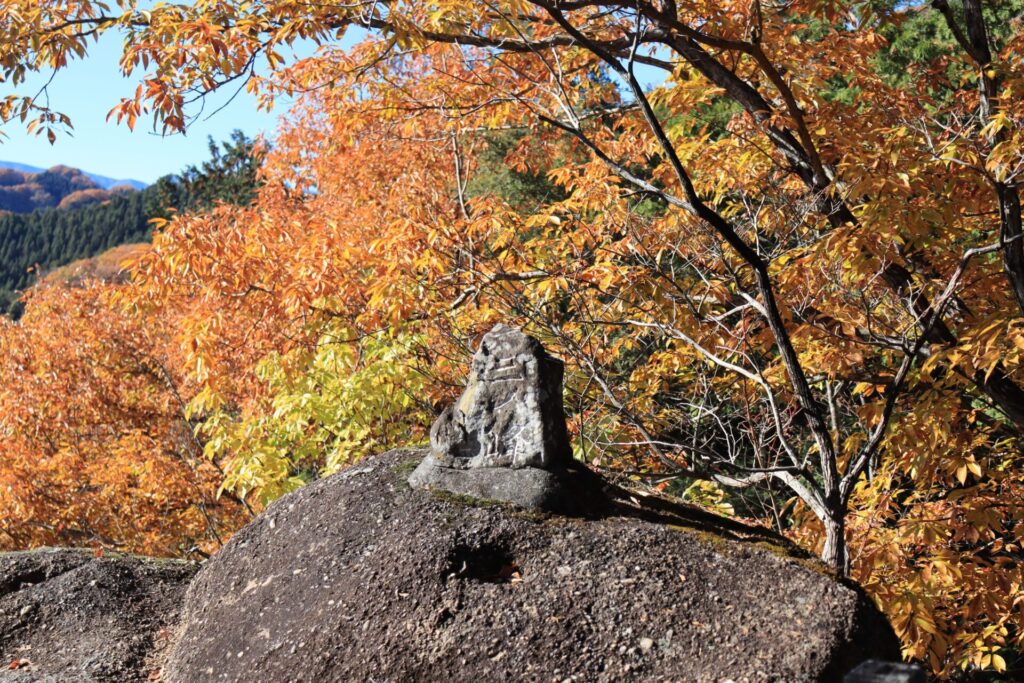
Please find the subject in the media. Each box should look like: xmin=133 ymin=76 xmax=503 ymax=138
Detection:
xmin=3 ymin=0 xmax=1024 ymax=676
xmin=0 ymin=280 xmax=248 ymax=556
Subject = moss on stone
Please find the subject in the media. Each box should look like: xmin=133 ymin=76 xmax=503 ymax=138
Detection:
xmin=690 ymin=528 xmax=731 ymax=554
xmin=392 ymin=458 xmax=420 ymax=489
xmin=429 ymin=488 xmax=507 ymax=509
xmin=427 ymin=488 xmax=553 ymax=523
xmin=750 ymin=540 xmax=833 ymax=577
xmin=664 ymin=524 xmax=831 ymax=577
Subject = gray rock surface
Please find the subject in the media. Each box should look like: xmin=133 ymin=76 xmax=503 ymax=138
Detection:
xmin=844 ymin=659 xmax=926 ymax=683
xmin=0 ymin=547 xmax=195 ymax=682
xmin=163 ymin=449 xmax=901 ymax=682
xmin=408 ymin=462 xmax=568 ymax=510
xmin=430 ymin=324 xmax=572 ymax=469
xmin=409 ymin=325 xmax=578 ymax=509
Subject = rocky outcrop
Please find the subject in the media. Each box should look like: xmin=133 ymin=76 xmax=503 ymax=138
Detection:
xmin=0 ymin=548 xmax=195 ymax=682
xmin=0 ymin=328 xmax=905 ymax=681
xmin=163 ymin=449 xmax=900 ymax=682
xmin=409 ymin=325 xmax=584 ymax=511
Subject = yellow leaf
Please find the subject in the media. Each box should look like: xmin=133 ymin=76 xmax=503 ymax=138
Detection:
xmin=914 ymin=616 xmax=937 ymax=635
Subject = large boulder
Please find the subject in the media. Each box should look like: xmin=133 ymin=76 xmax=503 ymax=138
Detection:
xmin=0 ymin=548 xmax=195 ymax=682
xmin=163 ymin=449 xmax=900 ymax=682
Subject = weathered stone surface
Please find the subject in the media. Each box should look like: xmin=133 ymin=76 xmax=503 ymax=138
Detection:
xmin=431 ymin=324 xmax=572 ymax=470
xmin=409 ymin=325 xmax=580 ymax=509
xmin=407 ymin=462 xmax=567 ymax=510
xmin=844 ymin=659 xmax=926 ymax=683
xmin=0 ymin=548 xmax=195 ymax=682
xmin=163 ymin=449 xmax=901 ymax=682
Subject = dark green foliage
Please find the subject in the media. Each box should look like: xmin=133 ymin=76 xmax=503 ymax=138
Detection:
xmin=465 ymin=130 xmax=567 ymax=212
xmin=0 ymin=131 xmax=262 ymax=317
xmin=872 ymin=0 xmax=1024 ymax=88
xmin=0 ymin=288 xmax=21 ymax=317
xmin=147 ymin=130 xmax=263 ymax=219
xmin=0 ymin=190 xmax=152 ymax=307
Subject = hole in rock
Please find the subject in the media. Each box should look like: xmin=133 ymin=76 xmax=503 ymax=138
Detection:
xmin=0 ymin=568 xmax=49 ymax=596
xmin=445 ymin=542 xmax=522 ymax=584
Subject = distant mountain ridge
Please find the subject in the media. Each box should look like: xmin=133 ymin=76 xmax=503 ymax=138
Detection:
xmin=0 ymin=161 xmax=147 ymax=191
xmin=0 ymin=164 xmax=145 ymax=214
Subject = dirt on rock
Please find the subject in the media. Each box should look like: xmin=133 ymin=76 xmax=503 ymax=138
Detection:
xmin=0 ymin=547 xmax=195 ymax=682
xmin=164 ymin=449 xmax=899 ymax=682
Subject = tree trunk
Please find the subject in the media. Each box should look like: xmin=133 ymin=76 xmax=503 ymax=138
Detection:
xmin=998 ymin=185 xmax=1024 ymax=317
xmin=821 ymin=514 xmax=849 ymax=577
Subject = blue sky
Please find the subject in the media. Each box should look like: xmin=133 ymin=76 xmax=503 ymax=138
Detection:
xmin=0 ymin=33 xmax=299 ymax=184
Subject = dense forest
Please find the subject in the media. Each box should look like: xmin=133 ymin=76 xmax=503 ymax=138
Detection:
xmin=0 ymin=131 xmax=261 ymax=316
xmin=2 ymin=0 xmax=1024 ymax=678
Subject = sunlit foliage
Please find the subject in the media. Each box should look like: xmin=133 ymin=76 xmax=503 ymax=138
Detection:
xmin=1 ymin=0 xmax=1023 ymax=676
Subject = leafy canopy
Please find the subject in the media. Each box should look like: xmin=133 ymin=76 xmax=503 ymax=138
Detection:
xmin=2 ymin=0 xmax=1024 ymax=677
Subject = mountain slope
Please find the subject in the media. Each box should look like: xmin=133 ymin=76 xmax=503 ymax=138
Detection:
xmin=0 ymin=189 xmax=155 ymax=314
xmin=0 ymin=131 xmax=262 ymax=317
xmin=0 ymin=165 xmax=131 ymax=213
xmin=0 ymin=160 xmax=146 ymax=192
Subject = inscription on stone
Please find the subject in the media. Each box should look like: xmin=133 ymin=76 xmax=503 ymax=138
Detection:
xmin=407 ymin=324 xmax=574 ymax=509
xmin=430 ymin=324 xmax=571 ymax=470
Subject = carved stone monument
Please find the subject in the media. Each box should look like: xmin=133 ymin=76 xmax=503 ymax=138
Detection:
xmin=408 ymin=324 xmax=575 ymax=509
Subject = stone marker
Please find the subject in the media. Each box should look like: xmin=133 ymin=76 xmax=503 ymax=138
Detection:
xmin=408 ymin=324 xmax=576 ymax=509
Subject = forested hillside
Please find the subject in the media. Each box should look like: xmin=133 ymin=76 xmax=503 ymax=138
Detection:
xmin=0 ymin=160 xmax=145 ymax=191
xmin=0 ymin=191 xmax=151 ymax=314
xmin=0 ymin=132 xmax=261 ymax=316
xmin=0 ymin=164 xmax=127 ymax=213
